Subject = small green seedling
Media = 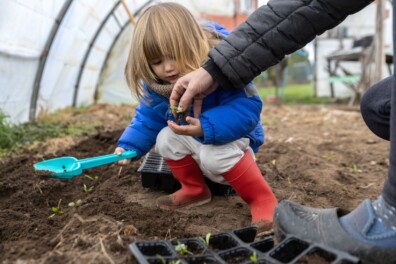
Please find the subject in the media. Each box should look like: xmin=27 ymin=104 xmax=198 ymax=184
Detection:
xmin=169 ymin=105 xmax=185 ymax=125
xmin=175 ymin=242 xmax=188 ymax=255
xmin=84 ymin=174 xmax=99 ymax=181
xmin=83 ymin=184 xmax=93 ymax=192
xmin=199 ymin=232 xmax=211 ymax=246
xmin=169 ymin=105 xmax=182 ymax=113
xmin=322 ymin=153 xmax=334 ymax=160
xmin=68 ymin=199 xmax=82 ymax=207
xmin=49 ymin=199 xmax=64 ymax=218
xmin=156 ymin=255 xmax=166 ymax=264
xmin=156 ymin=255 xmax=181 ymax=264
xmin=250 ymin=251 xmax=258 ymax=264
xmin=351 ymin=164 xmax=362 ymax=173
xmin=271 ymin=159 xmax=276 ymax=166
xmin=175 ymin=241 xmax=193 ymax=256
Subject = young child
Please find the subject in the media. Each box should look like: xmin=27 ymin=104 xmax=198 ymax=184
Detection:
xmin=115 ymin=2 xmax=277 ymax=230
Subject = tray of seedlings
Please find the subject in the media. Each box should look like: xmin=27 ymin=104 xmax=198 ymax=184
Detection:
xmin=129 ymin=225 xmax=360 ymax=264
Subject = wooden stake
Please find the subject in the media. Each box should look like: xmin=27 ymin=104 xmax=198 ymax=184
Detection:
xmin=120 ymin=0 xmax=136 ymax=25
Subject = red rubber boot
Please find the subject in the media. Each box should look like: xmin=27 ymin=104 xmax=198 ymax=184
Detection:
xmin=156 ymin=155 xmax=211 ymax=210
xmin=222 ymin=151 xmax=278 ymax=231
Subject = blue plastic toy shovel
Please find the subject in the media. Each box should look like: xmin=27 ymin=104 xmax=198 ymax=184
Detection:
xmin=34 ymin=150 xmax=137 ymax=179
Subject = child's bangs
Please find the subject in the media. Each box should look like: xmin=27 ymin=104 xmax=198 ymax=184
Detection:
xmin=143 ymin=26 xmax=179 ymax=61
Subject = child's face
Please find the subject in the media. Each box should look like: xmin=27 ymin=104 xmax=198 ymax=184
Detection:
xmin=150 ymin=56 xmax=180 ymax=84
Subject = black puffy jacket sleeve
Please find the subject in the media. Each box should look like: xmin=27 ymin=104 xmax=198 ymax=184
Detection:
xmin=203 ymin=0 xmax=373 ymax=90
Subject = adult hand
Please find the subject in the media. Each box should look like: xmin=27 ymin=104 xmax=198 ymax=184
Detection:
xmin=114 ymin=147 xmax=131 ymax=166
xmin=170 ymin=67 xmax=217 ymax=118
xmin=167 ymin=116 xmax=203 ymax=137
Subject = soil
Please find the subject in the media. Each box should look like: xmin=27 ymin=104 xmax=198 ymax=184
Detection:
xmin=297 ymin=253 xmax=333 ymax=264
xmin=0 ymin=104 xmax=389 ymax=263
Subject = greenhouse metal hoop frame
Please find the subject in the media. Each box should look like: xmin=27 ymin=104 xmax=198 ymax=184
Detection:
xmin=29 ymin=0 xmax=153 ymax=121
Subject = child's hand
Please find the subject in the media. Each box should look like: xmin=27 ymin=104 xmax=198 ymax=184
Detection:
xmin=167 ymin=116 xmax=203 ymax=137
xmin=114 ymin=147 xmax=132 ymax=166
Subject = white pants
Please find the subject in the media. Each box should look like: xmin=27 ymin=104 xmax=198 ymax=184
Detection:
xmin=155 ymin=127 xmax=252 ymax=184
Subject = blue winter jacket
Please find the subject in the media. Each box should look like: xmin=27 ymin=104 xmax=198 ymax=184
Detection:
xmin=118 ymin=22 xmax=265 ymax=160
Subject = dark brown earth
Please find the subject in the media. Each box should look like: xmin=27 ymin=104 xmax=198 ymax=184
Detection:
xmin=0 ymin=104 xmax=389 ymax=263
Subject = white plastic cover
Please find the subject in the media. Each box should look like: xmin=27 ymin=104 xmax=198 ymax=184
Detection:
xmin=0 ymin=0 xmax=236 ymax=124
xmin=0 ymin=0 xmax=150 ymax=124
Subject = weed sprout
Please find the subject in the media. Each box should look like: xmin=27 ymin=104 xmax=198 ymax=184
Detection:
xmin=68 ymin=199 xmax=82 ymax=207
xmin=49 ymin=199 xmax=64 ymax=218
xmin=83 ymin=184 xmax=93 ymax=192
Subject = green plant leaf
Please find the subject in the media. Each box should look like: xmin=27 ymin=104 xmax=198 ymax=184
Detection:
xmin=250 ymin=251 xmax=258 ymax=263
xmin=175 ymin=242 xmax=188 ymax=255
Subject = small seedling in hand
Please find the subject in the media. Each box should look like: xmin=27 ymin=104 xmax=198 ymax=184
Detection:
xmin=170 ymin=105 xmax=184 ymax=125
xmin=250 ymin=251 xmax=258 ymax=264
xmin=68 ymin=199 xmax=82 ymax=207
xmin=169 ymin=105 xmax=182 ymax=113
xmin=83 ymin=184 xmax=93 ymax=192
xmin=49 ymin=199 xmax=64 ymax=218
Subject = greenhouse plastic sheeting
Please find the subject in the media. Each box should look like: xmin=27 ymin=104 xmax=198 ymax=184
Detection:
xmin=98 ymin=26 xmax=134 ymax=105
xmin=0 ymin=0 xmax=150 ymax=124
xmin=0 ymin=0 xmax=237 ymax=124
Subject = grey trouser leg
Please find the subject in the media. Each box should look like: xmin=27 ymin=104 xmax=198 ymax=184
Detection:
xmin=382 ymin=0 xmax=396 ymax=207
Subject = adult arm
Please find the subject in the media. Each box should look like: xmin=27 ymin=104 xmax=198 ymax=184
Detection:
xmin=171 ymin=0 xmax=373 ymax=121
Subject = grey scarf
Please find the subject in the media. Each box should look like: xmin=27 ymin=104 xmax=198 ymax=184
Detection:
xmin=148 ymin=81 xmax=174 ymax=99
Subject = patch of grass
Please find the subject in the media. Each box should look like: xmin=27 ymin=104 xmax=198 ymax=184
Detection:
xmin=0 ymin=111 xmax=15 ymax=152
xmin=256 ymin=83 xmax=332 ymax=105
xmin=0 ymin=107 xmax=98 ymax=157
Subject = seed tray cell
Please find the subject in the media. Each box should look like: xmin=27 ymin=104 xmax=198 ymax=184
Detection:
xmin=266 ymin=237 xmax=360 ymax=264
xmin=129 ymin=226 xmax=360 ymax=264
xmin=218 ymin=246 xmax=254 ymax=263
xmin=138 ymin=152 xmax=235 ymax=195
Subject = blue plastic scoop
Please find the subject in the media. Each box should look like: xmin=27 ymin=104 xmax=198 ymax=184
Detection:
xmin=34 ymin=150 xmax=137 ymax=179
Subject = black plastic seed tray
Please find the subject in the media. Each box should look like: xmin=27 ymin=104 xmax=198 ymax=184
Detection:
xmin=138 ymin=152 xmax=235 ymax=196
xmin=129 ymin=226 xmax=360 ymax=264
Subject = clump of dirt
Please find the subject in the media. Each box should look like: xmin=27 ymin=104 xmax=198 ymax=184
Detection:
xmin=0 ymin=104 xmax=389 ymax=263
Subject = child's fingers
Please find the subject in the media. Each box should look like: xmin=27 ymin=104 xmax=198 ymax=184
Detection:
xmin=185 ymin=116 xmax=198 ymax=125
xmin=168 ymin=120 xmax=191 ymax=134
xmin=114 ymin=147 xmax=131 ymax=166
xmin=114 ymin=147 xmax=125 ymax=155
xmin=117 ymin=159 xmax=131 ymax=166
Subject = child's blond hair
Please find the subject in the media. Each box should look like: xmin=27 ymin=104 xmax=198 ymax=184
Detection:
xmin=125 ymin=2 xmax=216 ymax=99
